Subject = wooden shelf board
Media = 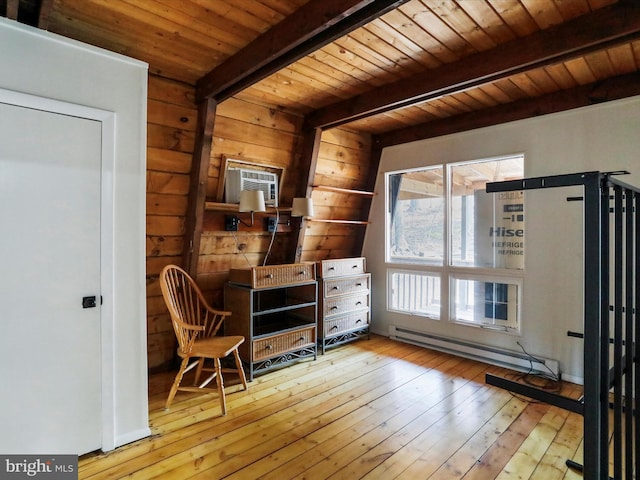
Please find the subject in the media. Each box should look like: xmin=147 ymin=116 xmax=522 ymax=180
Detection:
xmin=310 ymin=219 xmax=370 ymax=225
xmin=312 ymin=185 xmax=375 ymax=197
xmin=205 ymin=201 xmax=292 ymax=214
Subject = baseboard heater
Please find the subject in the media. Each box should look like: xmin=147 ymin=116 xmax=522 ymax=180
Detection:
xmin=389 ymin=325 xmax=560 ymax=378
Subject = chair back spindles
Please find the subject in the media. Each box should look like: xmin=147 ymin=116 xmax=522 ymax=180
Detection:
xmin=159 ymin=264 xmax=247 ymax=415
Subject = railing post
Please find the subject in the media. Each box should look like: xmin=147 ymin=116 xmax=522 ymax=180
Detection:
xmin=580 ymin=173 xmax=606 ymax=479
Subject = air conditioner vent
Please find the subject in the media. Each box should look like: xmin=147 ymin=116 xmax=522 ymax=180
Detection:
xmin=225 ymin=168 xmax=279 ymax=206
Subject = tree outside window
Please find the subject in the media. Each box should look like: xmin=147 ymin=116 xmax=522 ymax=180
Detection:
xmin=386 ymin=155 xmax=524 ymax=331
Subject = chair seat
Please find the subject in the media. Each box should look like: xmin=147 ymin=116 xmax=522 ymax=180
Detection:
xmin=186 ymin=335 xmax=245 ymax=358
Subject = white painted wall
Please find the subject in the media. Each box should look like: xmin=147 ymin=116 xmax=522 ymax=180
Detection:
xmin=363 ymin=96 xmax=640 ymax=384
xmin=0 ymin=18 xmax=149 ymax=449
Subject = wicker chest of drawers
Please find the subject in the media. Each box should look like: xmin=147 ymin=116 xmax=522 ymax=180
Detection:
xmin=317 ymin=257 xmax=370 ymax=353
xmin=224 ymin=263 xmax=317 ymax=381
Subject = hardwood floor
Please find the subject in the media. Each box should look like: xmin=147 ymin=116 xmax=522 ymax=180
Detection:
xmin=79 ymin=335 xmax=585 ymax=479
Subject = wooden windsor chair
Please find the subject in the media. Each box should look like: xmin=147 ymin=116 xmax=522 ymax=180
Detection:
xmin=160 ymin=265 xmax=247 ymax=415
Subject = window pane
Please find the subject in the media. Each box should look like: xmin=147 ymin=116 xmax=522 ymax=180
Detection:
xmin=450 ymin=277 xmax=519 ymax=330
xmin=389 ymin=270 xmax=440 ymax=318
xmin=449 ymin=157 xmax=524 ymax=269
xmin=388 ymin=167 xmax=444 ymax=263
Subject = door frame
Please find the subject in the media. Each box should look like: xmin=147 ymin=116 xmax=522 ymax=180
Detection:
xmin=0 ymin=88 xmax=117 ymax=451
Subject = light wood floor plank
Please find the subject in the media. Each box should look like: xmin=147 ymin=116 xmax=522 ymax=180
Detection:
xmin=77 ymin=335 xmax=587 ymax=480
xmin=496 ymin=406 xmax=572 ymax=480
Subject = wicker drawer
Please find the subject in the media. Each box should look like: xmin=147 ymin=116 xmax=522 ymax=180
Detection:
xmin=323 ymin=293 xmax=369 ymax=317
xmin=252 ymin=326 xmax=316 ymax=361
xmin=229 ymin=263 xmax=316 ymax=288
xmin=317 ymin=257 xmax=366 ymax=278
xmin=324 ymin=311 xmax=370 ymax=337
xmin=323 ymin=274 xmax=370 ymax=298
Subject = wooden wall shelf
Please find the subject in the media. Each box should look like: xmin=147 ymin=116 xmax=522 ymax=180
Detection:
xmin=204 ymin=201 xmax=291 ymax=214
xmin=312 ymin=185 xmax=375 ymax=197
xmin=310 ymin=219 xmax=370 ymax=225
xmin=310 ymin=185 xmax=374 ymax=225
xmin=203 ymin=201 xmax=370 ymax=226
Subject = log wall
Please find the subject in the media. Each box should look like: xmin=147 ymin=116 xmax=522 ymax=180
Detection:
xmin=145 ymin=75 xmax=372 ymax=371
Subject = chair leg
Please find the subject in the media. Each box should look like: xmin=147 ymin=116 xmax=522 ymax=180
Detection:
xmin=233 ymin=348 xmax=248 ymax=391
xmin=194 ymin=358 xmax=205 ymax=385
xmin=165 ymin=356 xmax=190 ymax=410
xmin=214 ymin=357 xmax=226 ymax=416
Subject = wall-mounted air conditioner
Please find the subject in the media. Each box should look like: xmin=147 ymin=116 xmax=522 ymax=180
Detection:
xmin=225 ymin=168 xmax=278 ymax=206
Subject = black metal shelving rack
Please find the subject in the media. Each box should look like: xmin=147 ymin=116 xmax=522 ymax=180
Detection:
xmin=485 ymin=171 xmax=639 ymax=480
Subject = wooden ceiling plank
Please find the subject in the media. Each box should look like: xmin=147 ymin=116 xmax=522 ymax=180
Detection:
xmin=523 ymin=68 xmax=561 ymax=95
xmin=306 ymin=2 xmax=640 ymax=129
xmin=587 ymin=0 xmax=618 ymax=8
xmin=490 ymin=77 xmax=528 ymax=102
xmin=486 ymin=0 xmax=542 ymax=37
xmin=258 ymin=0 xmax=308 ymax=17
xmin=189 ymin=0 xmax=273 ymax=32
xmin=506 ymin=72 xmax=545 ymax=97
xmin=399 ymin=1 xmax=471 ymax=58
xmin=367 ymin=18 xmax=442 ymax=69
xmin=38 ymin=0 xmax=55 ymax=29
xmin=551 ymin=0 xmax=591 ymax=19
xmin=450 ymin=90 xmax=493 ymax=111
xmin=196 ymin=0 xmax=411 ymax=103
xmin=347 ymin=26 xmax=427 ymax=74
xmin=375 ymin=70 xmax=640 ymax=149
xmin=6 ymin=0 xmax=19 ymax=20
xmin=606 ymin=43 xmax=639 ymax=75
xmin=475 ymin=83 xmax=512 ymax=104
xmin=563 ymin=56 xmax=598 ymax=84
xmin=232 ymin=0 xmax=288 ymax=25
xmin=51 ymin=2 xmax=225 ymax=77
xmin=379 ymin=8 xmax=456 ymax=64
xmin=428 ymin=0 xmax=498 ymax=52
xmin=101 ymin=0 xmax=240 ymax=57
xmin=145 ymin=0 xmax=257 ymax=50
xmin=461 ymin=87 xmax=500 ymax=109
xmin=519 ymin=0 xmax=564 ymax=29
xmin=631 ymin=39 xmax=640 ymax=66
xmin=285 ymin=62 xmax=362 ymax=99
xmin=296 ymin=56 xmax=369 ymax=91
xmin=584 ymin=49 xmax=617 ymax=80
xmin=332 ymin=35 xmax=409 ymax=79
xmin=458 ymin=0 xmax=517 ymax=45
xmin=543 ymin=63 xmax=580 ymax=90
xmin=314 ymin=44 xmax=387 ymax=86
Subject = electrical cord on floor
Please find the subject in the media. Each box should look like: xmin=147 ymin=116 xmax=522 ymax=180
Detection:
xmin=516 ymin=341 xmax=561 ymax=383
xmin=501 ymin=342 xmax=563 ymax=403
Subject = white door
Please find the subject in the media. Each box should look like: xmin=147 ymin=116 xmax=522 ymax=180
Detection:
xmin=0 ymin=101 xmax=102 ymax=454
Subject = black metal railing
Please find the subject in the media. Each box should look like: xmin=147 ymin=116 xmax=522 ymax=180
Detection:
xmin=484 ymin=171 xmax=638 ymax=480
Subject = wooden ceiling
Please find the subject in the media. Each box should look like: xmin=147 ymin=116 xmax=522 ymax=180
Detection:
xmin=3 ymin=0 xmax=640 ymax=142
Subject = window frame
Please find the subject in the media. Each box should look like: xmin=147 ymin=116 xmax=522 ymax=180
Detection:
xmin=384 ymin=154 xmax=525 ymax=334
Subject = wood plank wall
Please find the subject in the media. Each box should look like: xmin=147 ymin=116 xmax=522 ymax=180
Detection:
xmin=146 ymin=75 xmax=372 ymax=371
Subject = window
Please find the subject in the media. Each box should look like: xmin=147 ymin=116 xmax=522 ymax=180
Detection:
xmin=386 ymin=155 xmax=524 ymax=332
xmin=388 ymin=270 xmax=440 ymax=318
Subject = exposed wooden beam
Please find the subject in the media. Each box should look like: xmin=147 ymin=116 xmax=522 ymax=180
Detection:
xmin=288 ymin=127 xmax=322 ymax=264
xmin=307 ymin=2 xmax=640 ymax=130
xmin=38 ymin=0 xmax=55 ymax=29
xmin=374 ymin=71 xmax=640 ymax=149
xmin=182 ymin=97 xmax=217 ymax=278
xmin=195 ymin=0 xmax=409 ymax=103
xmin=6 ymin=0 xmax=19 ymax=20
